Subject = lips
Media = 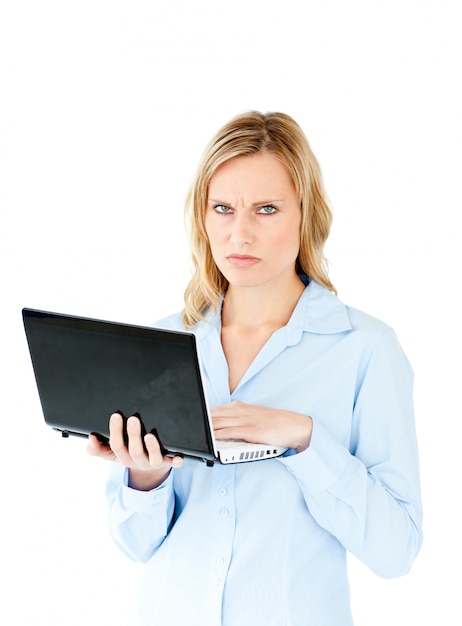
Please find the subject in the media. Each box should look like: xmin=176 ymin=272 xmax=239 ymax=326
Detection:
xmin=226 ymin=254 xmax=260 ymax=267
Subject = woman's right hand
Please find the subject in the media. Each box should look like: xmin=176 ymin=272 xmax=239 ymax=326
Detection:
xmin=87 ymin=412 xmax=184 ymax=491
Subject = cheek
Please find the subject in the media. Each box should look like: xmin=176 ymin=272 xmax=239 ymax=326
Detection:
xmin=204 ymin=219 xmax=224 ymax=257
xmin=204 ymin=215 xmax=214 ymax=242
xmin=274 ymin=222 xmax=301 ymax=254
xmin=204 ymin=219 xmax=215 ymax=245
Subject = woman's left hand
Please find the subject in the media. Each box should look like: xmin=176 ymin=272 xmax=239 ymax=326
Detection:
xmin=211 ymin=400 xmax=312 ymax=453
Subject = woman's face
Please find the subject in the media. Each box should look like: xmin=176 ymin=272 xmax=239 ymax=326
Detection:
xmin=205 ymin=152 xmax=301 ymax=290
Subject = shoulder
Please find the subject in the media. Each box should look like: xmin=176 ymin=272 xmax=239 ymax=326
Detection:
xmin=152 ymin=310 xmax=218 ymax=339
xmin=345 ymin=305 xmax=404 ymax=369
xmin=152 ymin=301 xmax=222 ymax=339
xmin=304 ymin=281 xmax=391 ymax=339
xmin=346 ymin=304 xmax=392 ymax=338
xmin=152 ymin=311 xmax=187 ymax=331
xmin=304 ymin=282 xmax=408 ymax=369
xmin=304 ymin=285 xmax=412 ymax=384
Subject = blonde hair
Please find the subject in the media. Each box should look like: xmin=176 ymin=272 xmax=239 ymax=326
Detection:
xmin=182 ymin=110 xmax=335 ymax=328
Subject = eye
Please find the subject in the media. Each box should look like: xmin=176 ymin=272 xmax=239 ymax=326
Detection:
xmin=257 ymin=205 xmax=277 ymax=215
xmin=213 ymin=204 xmax=233 ymax=214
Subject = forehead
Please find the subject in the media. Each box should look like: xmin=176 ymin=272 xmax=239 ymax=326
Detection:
xmin=208 ymin=152 xmax=295 ymax=199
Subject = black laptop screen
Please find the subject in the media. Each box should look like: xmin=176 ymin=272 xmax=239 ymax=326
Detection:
xmin=23 ymin=310 xmax=214 ymax=458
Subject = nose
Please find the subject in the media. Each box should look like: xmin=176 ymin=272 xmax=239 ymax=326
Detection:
xmin=230 ymin=212 xmax=254 ymax=248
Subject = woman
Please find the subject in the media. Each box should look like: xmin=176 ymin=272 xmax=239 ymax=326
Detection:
xmin=88 ymin=111 xmax=423 ymax=625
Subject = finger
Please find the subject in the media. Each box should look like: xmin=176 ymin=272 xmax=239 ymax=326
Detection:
xmin=214 ymin=426 xmax=251 ymax=441
xmin=87 ymin=433 xmax=116 ymax=461
xmin=211 ymin=400 xmax=248 ymax=414
xmin=210 ymin=403 xmax=239 ymax=417
xmin=213 ymin=413 xmax=261 ymax=442
xmin=109 ymin=412 xmax=133 ymax=464
xmin=213 ymin=415 xmax=243 ymax=427
xmin=144 ymin=432 xmax=167 ymax=468
xmin=213 ymin=415 xmax=253 ymax=434
xmin=126 ymin=416 xmax=151 ymax=469
xmin=109 ymin=412 xmax=124 ymax=448
xmin=144 ymin=433 xmax=184 ymax=470
xmin=87 ymin=433 xmax=100 ymax=454
xmin=170 ymin=455 xmax=184 ymax=468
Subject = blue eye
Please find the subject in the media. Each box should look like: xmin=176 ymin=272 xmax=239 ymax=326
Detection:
xmin=258 ymin=205 xmax=277 ymax=214
xmin=214 ymin=204 xmax=233 ymax=214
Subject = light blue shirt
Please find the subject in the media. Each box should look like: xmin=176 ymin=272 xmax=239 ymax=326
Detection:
xmin=106 ymin=280 xmax=423 ymax=626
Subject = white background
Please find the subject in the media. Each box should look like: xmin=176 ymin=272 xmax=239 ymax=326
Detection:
xmin=1 ymin=1 xmax=460 ymax=624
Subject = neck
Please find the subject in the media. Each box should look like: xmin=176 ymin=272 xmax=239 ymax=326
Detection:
xmin=222 ymin=274 xmax=305 ymax=330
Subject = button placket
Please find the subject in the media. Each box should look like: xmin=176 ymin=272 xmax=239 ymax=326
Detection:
xmin=208 ymin=467 xmax=235 ymax=595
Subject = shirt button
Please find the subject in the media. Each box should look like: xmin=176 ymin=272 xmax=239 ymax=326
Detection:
xmin=212 ymin=577 xmax=220 ymax=586
xmin=217 ymin=557 xmax=225 ymax=565
xmin=218 ymin=488 xmax=227 ymax=496
xmin=219 ymin=508 xmax=229 ymax=517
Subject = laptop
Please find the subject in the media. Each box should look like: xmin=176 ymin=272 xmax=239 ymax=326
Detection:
xmin=22 ymin=308 xmax=288 ymax=465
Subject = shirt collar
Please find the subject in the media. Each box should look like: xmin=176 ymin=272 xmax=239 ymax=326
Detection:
xmin=194 ymin=278 xmax=352 ymax=343
xmin=296 ymin=279 xmax=352 ymax=335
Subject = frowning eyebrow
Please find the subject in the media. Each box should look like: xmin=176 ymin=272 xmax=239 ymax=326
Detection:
xmin=208 ymin=198 xmax=283 ymax=207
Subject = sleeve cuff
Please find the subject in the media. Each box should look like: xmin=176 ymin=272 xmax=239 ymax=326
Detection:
xmin=120 ymin=467 xmax=174 ymax=513
xmin=278 ymin=419 xmax=353 ymax=494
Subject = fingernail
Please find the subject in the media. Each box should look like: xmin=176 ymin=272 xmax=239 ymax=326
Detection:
xmin=126 ymin=417 xmax=134 ymax=428
xmin=145 ymin=433 xmax=156 ymax=446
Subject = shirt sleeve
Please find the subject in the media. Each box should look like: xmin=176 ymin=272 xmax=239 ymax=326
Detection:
xmin=105 ymin=463 xmax=176 ymax=562
xmin=279 ymin=327 xmax=423 ymax=578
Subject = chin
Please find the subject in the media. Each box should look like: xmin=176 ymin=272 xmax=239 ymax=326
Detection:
xmin=224 ymin=273 xmax=277 ymax=290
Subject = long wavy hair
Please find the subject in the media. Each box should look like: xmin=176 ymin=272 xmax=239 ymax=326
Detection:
xmin=182 ymin=111 xmax=335 ymax=328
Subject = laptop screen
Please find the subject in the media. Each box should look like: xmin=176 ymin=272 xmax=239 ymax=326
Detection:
xmin=23 ymin=309 xmax=215 ymax=459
